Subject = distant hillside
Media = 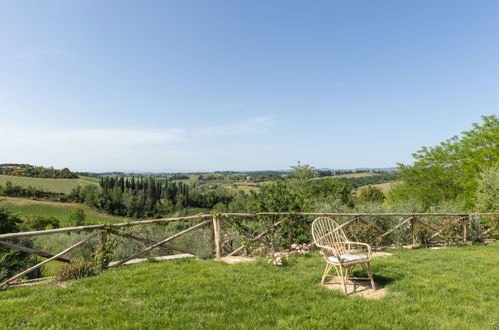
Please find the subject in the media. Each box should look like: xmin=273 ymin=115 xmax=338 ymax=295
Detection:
xmin=0 ymin=164 xmax=78 ymax=179
xmin=0 ymin=175 xmax=98 ymax=194
xmin=0 ymin=197 xmax=125 ymax=226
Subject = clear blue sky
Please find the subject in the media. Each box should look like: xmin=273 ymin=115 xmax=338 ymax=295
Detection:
xmin=0 ymin=1 xmax=498 ymax=172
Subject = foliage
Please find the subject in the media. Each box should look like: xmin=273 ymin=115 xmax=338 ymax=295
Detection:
xmin=346 ymin=222 xmax=380 ymax=244
xmin=94 ymin=231 xmax=116 ymax=270
xmin=0 ymin=208 xmax=35 ymax=281
xmin=22 ymin=215 xmax=60 ymax=231
xmin=289 ymin=161 xmax=318 ymax=187
xmin=267 ymin=243 xmax=311 ymax=266
xmin=475 ymin=166 xmax=499 ymax=212
xmin=0 ymin=164 xmax=78 ymax=179
xmin=0 ymin=181 xmax=68 ymax=201
xmin=69 ymin=208 xmax=87 ymax=226
xmin=55 ymin=259 xmax=97 ymax=282
xmin=307 ymin=179 xmax=353 ymax=206
xmin=389 ymin=115 xmax=499 ymax=210
xmin=357 ymin=185 xmax=385 ymax=204
xmin=328 ymin=171 xmax=398 ymax=188
xmin=248 ymin=181 xmax=308 ymax=213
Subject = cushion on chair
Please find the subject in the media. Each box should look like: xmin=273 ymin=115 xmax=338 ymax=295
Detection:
xmin=327 ymin=254 xmax=368 ymax=263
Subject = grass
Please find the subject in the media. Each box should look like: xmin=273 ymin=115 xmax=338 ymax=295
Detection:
xmin=0 ymin=244 xmax=497 ymax=329
xmin=0 ymin=197 xmax=126 ymax=226
xmin=0 ymin=175 xmax=98 ymax=194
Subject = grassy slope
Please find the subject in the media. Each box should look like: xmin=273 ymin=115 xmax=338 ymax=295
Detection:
xmin=0 ymin=175 xmax=98 ymax=194
xmin=0 ymin=197 xmax=126 ymax=226
xmin=0 ymin=244 xmax=497 ymax=329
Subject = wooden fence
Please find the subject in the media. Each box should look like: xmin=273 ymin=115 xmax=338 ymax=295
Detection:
xmin=0 ymin=212 xmax=497 ymax=288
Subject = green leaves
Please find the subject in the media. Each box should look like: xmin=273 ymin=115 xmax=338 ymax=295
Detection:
xmin=390 ymin=115 xmax=499 ymax=210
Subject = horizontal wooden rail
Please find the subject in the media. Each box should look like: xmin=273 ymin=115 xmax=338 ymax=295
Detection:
xmin=0 ymin=232 xmax=99 ymax=287
xmin=0 ymin=214 xmax=213 ymax=240
xmin=0 ymin=212 xmax=497 ymax=287
xmin=109 ymin=219 xmax=212 ymax=268
xmin=0 ymin=213 xmax=497 ymax=240
xmin=0 ymin=240 xmax=71 ymax=263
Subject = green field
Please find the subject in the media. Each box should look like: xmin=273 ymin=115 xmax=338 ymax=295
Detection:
xmin=0 ymin=197 xmax=126 ymax=226
xmin=0 ymin=244 xmax=497 ymax=329
xmin=0 ymin=175 xmax=98 ymax=194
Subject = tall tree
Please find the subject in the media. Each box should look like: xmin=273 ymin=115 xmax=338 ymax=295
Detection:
xmin=388 ymin=115 xmax=499 ymax=209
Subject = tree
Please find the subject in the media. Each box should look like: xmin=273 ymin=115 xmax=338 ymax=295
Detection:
xmin=308 ymin=179 xmax=353 ymax=206
xmin=357 ymin=185 xmax=385 ymax=204
xmin=69 ymin=208 xmax=86 ymax=226
xmin=475 ymin=166 xmax=499 ymax=212
xmin=290 ymin=161 xmax=317 ymax=183
xmin=0 ymin=209 xmax=35 ymax=281
xmin=22 ymin=216 xmax=60 ymax=231
xmin=249 ymin=182 xmax=308 ymax=213
xmin=388 ymin=115 xmax=499 ymax=209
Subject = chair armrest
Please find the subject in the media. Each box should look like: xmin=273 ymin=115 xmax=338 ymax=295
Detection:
xmin=315 ymin=244 xmax=341 ymax=261
xmin=345 ymin=241 xmax=372 ymax=258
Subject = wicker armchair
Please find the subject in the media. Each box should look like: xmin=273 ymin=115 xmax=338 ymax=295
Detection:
xmin=311 ymin=217 xmax=376 ymax=294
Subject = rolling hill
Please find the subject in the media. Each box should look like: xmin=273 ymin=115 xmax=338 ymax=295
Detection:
xmin=0 ymin=175 xmax=98 ymax=194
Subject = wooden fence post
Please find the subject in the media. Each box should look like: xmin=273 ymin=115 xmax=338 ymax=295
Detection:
xmin=99 ymin=229 xmax=108 ymax=253
xmin=462 ymin=216 xmax=468 ymax=244
xmin=213 ymin=214 xmax=222 ymax=259
xmin=410 ymin=216 xmax=416 ymax=246
xmin=99 ymin=228 xmax=109 ymax=269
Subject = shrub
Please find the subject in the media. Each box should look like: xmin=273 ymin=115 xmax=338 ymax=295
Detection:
xmin=22 ymin=215 xmax=60 ymax=231
xmin=55 ymin=259 xmax=97 ymax=282
xmin=357 ymin=185 xmax=385 ymax=204
xmin=267 ymin=243 xmax=311 ymax=267
xmin=346 ymin=222 xmax=379 ymax=244
xmin=69 ymin=208 xmax=86 ymax=226
xmin=0 ymin=208 xmax=37 ymax=281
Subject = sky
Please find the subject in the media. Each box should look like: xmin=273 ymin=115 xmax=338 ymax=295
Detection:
xmin=0 ymin=1 xmax=498 ymax=172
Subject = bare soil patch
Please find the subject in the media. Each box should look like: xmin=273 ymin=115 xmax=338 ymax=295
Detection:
xmin=218 ymin=256 xmax=258 ymax=264
xmin=108 ymin=254 xmax=195 ymax=266
xmin=321 ymin=280 xmax=387 ymax=299
xmin=372 ymin=251 xmax=393 ymax=258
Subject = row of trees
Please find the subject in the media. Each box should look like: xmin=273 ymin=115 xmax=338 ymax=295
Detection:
xmin=0 ymin=181 xmax=67 ymax=201
xmin=70 ymin=176 xmax=235 ymax=218
xmin=0 ymin=165 xmax=78 ymax=179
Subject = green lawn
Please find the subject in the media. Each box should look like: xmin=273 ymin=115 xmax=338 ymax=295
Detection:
xmin=0 ymin=244 xmax=497 ymax=329
xmin=0 ymin=197 xmax=126 ymax=226
xmin=0 ymin=175 xmax=98 ymax=194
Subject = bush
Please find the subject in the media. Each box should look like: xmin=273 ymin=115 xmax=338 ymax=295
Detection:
xmin=69 ymin=208 xmax=86 ymax=226
xmin=0 ymin=208 xmax=37 ymax=281
xmin=356 ymin=185 xmax=385 ymax=204
xmin=55 ymin=259 xmax=97 ymax=282
xmin=22 ymin=215 xmax=60 ymax=231
xmin=475 ymin=166 xmax=499 ymax=212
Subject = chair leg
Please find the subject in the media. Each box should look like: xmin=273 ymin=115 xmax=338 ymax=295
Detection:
xmin=321 ymin=263 xmax=332 ymax=284
xmin=341 ymin=266 xmax=348 ymax=294
xmin=366 ymin=262 xmax=376 ymax=290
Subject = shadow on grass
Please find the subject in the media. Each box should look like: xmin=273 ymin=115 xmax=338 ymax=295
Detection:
xmin=351 ymin=270 xmax=398 ymax=287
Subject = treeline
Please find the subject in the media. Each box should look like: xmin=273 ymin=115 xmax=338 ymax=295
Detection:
xmin=316 ymin=169 xmax=394 ymax=177
xmin=0 ymin=164 xmax=78 ymax=179
xmin=0 ymin=181 xmax=68 ymax=201
xmin=329 ymin=172 xmax=399 ymax=188
xmin=70 ymin=176 xmax=235 ymax=218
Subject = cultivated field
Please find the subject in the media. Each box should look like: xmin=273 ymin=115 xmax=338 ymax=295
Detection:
xmin=0 ymin=244 xmax=497 ymax=329
xmin=0 ymin=175 xmax=98 ymax=194
xmin=0 ymin=197 xmax=126 ymax=226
